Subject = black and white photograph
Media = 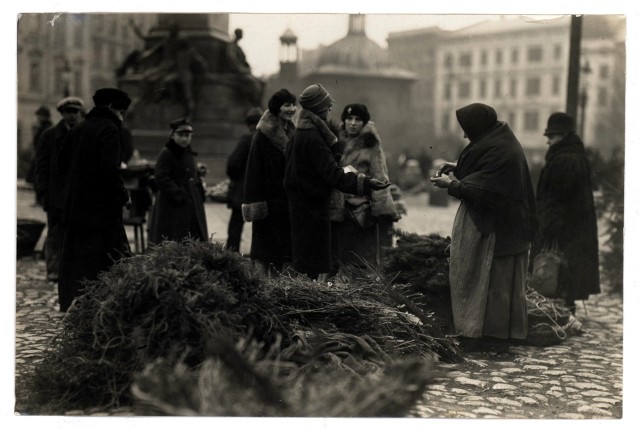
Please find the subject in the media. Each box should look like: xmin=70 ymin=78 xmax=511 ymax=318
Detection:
xmin=4 ymin=1 xmax=638 ymax=427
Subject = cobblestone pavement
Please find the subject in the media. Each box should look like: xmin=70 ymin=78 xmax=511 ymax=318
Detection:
xmin=13 ymin=184 xmax=625 ymax=419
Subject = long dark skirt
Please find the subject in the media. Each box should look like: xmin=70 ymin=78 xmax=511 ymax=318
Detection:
xmin=289 ymin=195 xmax=331 ymax=278
xmin=58 ymin=224 xmax=130 ymax=312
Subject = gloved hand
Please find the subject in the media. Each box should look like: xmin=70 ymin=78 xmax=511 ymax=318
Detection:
xmin=369 ymin=178 xmax=391 ymax=191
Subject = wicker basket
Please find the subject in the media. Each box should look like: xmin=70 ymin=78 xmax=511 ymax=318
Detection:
xmin=16 ymin=218 xmax=45 ymax=258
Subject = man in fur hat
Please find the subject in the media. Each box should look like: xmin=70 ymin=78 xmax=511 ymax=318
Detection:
xmin=57 ymin=88 xmax=132 ymax=312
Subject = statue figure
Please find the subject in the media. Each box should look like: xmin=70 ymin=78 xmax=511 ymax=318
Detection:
xmin=226 ymin=28 xmax=265 ymax=106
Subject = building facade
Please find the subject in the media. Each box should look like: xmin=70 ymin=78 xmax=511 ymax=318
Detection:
xmin=388 ymin=15 xmax=626 ymax=159
xmin=17 ymin=13 xmax=155 ymax=158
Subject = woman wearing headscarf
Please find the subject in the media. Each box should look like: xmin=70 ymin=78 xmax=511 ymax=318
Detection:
xmin=529 ymin=112 xmax=600 ymax=314
xmin=284 ymin=84 xmax=390 ymax=280
xmin=332 ymin=103 xmax=400 ymax=269
xmin=148 ymin=118 xmax=208 ymax=244
xmin=431 ymin=103 xmax=537 ymax=352
xmin=242 ymin=89 xmax=297 ymax=277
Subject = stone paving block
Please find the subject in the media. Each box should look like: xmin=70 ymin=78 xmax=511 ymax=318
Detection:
xmin=454 ymin=377 xmax=487 ymax=388
xmin=491 ymin=383 xmax=517 ymax=391
xmin=515 ymin=396 xmax=538 ymax=405
xmin=473 ymin=407 xmax=502 ymax=416
xmin=486 ymin=397 xmax=522 ymax=407
xmin=576 ymin=405 xmax=613 ymax=417
xmin=558 ymin=413 xmax=586 ymax=419
xmin=573 ymin=382 xmax=608 ymax=391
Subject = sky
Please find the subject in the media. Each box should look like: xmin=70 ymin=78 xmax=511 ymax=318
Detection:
xmin=228 ymin=14 xmax=502 ymax=77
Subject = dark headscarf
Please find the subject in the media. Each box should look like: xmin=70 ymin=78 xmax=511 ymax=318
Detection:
xmin=455 ymin=103 xmax=498 ymax=141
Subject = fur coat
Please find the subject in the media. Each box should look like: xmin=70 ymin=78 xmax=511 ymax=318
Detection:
xmin=241 ymin=110 xmax=295 ymax=265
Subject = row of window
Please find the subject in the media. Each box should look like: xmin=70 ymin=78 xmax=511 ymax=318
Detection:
xmin=443 ymin=75 xmax=563 ymax=99
xmin=443 ymin=44 xmax=563 ymax=69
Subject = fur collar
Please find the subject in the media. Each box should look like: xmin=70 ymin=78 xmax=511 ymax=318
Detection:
xmin=338 ymin=122 xmax=381 ymax=156
xmin=256 ymin=111 xmax=295 ymax=153
xmin=296 ymin=109 xmax=338 ymax=147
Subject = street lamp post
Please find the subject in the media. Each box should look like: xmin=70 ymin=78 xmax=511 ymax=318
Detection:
xmin=579 ymin=60 xmax=592 ymax=138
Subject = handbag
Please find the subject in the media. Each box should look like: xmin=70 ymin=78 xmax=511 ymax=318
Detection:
xmin=346 ymin=201 xmax=375 ymax=229
xmin=530 ymin=241 xmax=566 ymax=297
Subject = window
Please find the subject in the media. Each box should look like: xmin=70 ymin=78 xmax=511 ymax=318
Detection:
xmin=599 ymin=64 xmax=610 ymax=79
xmin=553 ymin=44 xmax=562 ymax=60
xmin=459 ymin=52 xmax=472 ymax=68
xmin=524 ymin=111 xmax=539 ymax=131
xmin=552 ymin=75 xmax=561 ymax=95
xmin=458 ymin=81 xmax=471 ymax=98
xmin=525 ymin=77 xmax=541 ymax=96
xmin=444 ymin=53 xmax=453 ymax=69
xmin=73 ymin=24 xmax=83 ymax=48
xmin=444 ymin=82 xmax=452 ymax=100
xmin=508 ymin=112 xmax=516 ymax=128
xmin=598 ymin=87 xmax=608 ymax=106
xmin=29 ymin=60 xmax=41 ymax=91
xmin=480 ymin=50 xmax=488 ymax=66
xmin=479 ymin=79 xmax=486 ymax=98
xmin=494 ymin=79 xmax=502 ymax=98
xmin=495 ymin=50 xmax=503 ymax=65
xmin=527 ymin=46 xmax=543 ymax=62
xmin=511 ymin=48 xmax=519 ymax=64
xmin=441 ymin=113 xmax=450 ymax=133
xmin=510 ymin=79 xmax=517 ymax=97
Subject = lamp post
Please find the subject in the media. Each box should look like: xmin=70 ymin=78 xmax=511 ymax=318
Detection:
xmin=579 ymin=60 xmax=592 ymax=138
xmin=61 ymin=59 xmax=72 ymax=97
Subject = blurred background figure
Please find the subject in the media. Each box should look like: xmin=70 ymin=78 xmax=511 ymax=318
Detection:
xmin=34 ymin=96 xmax=84 ymax=282
xmin=225 ymin=106 xmax=263 ymax=252
xmin=242 ymin=90 xmax=296 ymax=277
xmin=148 ymin=118 xmax=208 ymax=244
xmin=26 ymin=105 xmax=53 ymax=204
xmin=529 ymin=112 xmax=600 ymax=314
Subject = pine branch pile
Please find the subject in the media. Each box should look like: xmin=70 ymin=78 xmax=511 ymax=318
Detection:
xmin=381 ymin=230 xmax=454 ymax=331
xmin=22 ymin=239 xmax=454 ymax=416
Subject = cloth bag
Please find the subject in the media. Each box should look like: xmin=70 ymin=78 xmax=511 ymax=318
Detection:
xmin=530 ymin=241 xmax=566 ymax=297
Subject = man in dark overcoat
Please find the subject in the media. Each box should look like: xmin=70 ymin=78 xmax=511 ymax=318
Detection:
xmin=530 ymin=112 xmax=600 ymax=313
xmin=57 ymin=88 xmax=132 ymax=312
xmin=34 ymin=96 xmax=84 ymax=282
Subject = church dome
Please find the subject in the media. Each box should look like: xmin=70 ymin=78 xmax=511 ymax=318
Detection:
xmin=318 ymin=33 xmax=391 ymax=71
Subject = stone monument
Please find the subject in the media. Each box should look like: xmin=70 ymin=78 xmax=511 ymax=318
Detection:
xmin=117 ymin=13 xmax=265 ymax=182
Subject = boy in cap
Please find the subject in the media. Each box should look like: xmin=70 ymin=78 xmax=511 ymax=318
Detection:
xmin=148 ymin=117 xmax=208 ymax=245
xmin=34 ymin=96 xmax=85 ymax=282
xmin=57 ymin=88 xmax=132 ymax=312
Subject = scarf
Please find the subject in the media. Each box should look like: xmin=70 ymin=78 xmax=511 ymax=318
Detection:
xmin=295 ymin=108 xmax=338 ymax=147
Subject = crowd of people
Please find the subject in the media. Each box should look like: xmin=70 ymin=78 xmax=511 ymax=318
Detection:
xmin=29 ymin=83 xmax=601 ymax=356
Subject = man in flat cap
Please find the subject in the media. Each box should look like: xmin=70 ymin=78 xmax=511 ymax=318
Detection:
xmin=34 ymin=96 xmax=84 ymax=282
xmin=57 ymin=88 xmax=132 ymax=312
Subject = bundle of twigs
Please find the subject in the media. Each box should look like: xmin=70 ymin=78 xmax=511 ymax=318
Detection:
xmin=23 ymin=239 xmax=454 ymax=416
xmin=130 ymin=336 xmax=436 ymax=417
xmin=259 ymin=264 xmax=460 ymax=363
xmin=381 ymin=230 xmax=454 ymax=331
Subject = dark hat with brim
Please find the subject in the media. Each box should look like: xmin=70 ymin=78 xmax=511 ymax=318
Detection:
xmin=35 ymin=105 xmax=51 ymax=117
xmin=544 ymin=112 xmax=575 ymax=136
xmin=93 ymin=88 xmax=132 ymax=110
xmin=170 ymin=117 xmax=193 ymax=133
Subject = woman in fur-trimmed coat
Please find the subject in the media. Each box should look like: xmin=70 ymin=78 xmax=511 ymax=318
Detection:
xmin=242 ymin=89 xmax=297 ymax=276
xmin=332 ymin=104 xmax=400 ymax=268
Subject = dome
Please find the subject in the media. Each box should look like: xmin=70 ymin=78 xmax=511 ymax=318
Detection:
xmin=317 ymin=33 xmax=391 ymax=71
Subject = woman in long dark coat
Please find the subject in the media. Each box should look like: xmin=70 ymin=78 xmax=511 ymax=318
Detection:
xmin=284 ymin=84 xmax=390 ymax=280
xmin=148 ymin=118 xmax=208 ymax=244
xmin=431 ymin=103 xmax=537 ymax=352
xmin=242 ymin=90 xmax=297 ymax=277
xmin=530 ymin=112 xmax=600 ymax=313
